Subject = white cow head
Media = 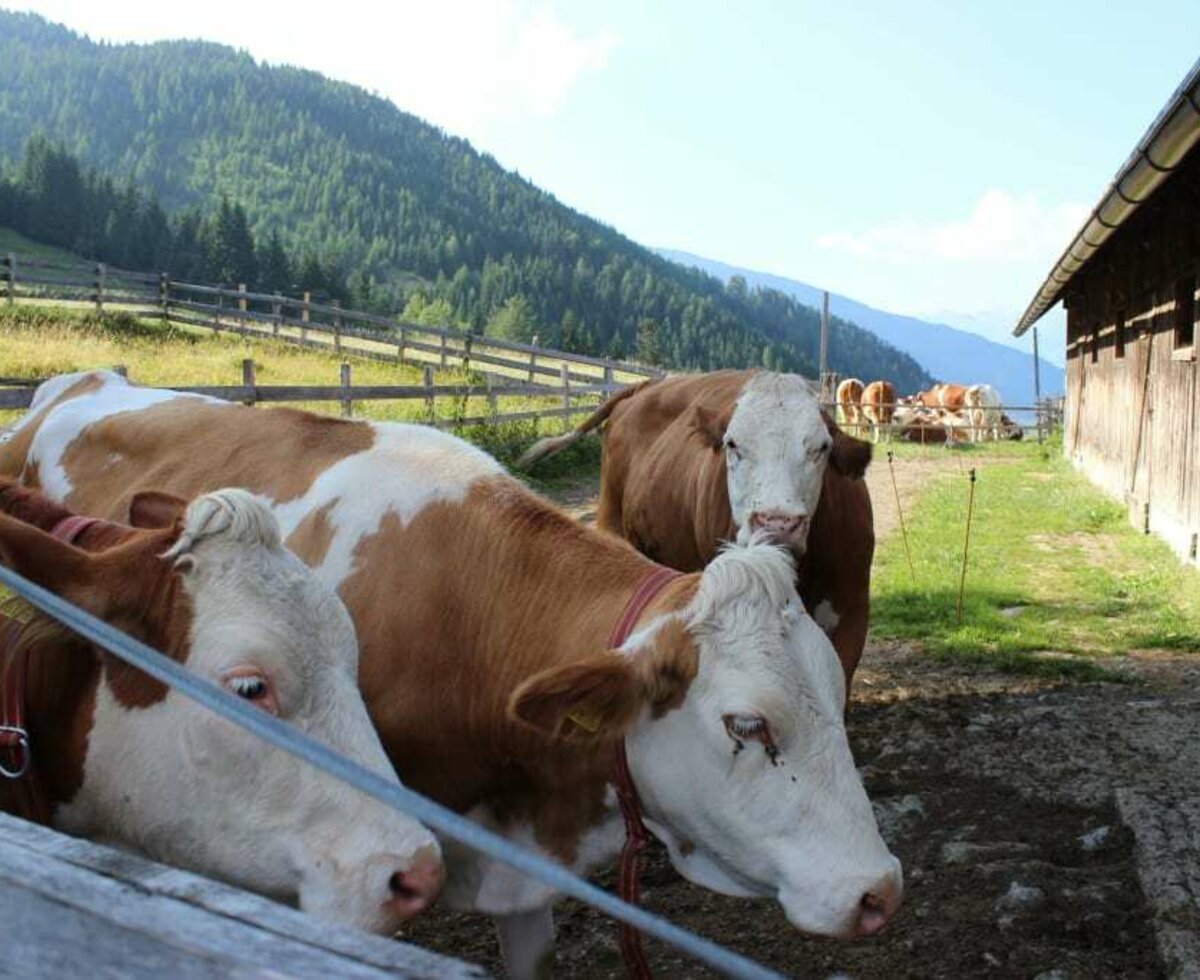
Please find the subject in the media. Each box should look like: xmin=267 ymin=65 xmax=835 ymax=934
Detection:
xmin=692 ymin=373 xmax=871 ymax=555
xmin=1 ymin=490 xmax=443 ymax=934
xmin=511 ymin=541 xmax=902 ymax=939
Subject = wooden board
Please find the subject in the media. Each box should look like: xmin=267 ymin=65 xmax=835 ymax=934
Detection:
xmin=0 ymin=812 xmax=487 ymax=979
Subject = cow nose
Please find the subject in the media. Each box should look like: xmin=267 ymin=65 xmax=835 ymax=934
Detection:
xmin=853 ymin=870 xmax=903 ymax=938
xmin=749 ymin=510 xmax=808 ymax=541
xmin=384 ymin=845 xmax=444 ymax=919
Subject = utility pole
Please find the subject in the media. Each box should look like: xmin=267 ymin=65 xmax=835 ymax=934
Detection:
xmin=819 ymin=290 xmax=830 ymax=397
xmin=1032 ymin=326 xmax=1043 ymax=444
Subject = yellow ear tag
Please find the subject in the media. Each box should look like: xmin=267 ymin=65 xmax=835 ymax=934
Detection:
xmin=566 ymin=707 xmax=603 ymax=733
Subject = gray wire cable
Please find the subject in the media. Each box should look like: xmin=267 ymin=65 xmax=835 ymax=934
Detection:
xmin=0 ymin=563 xmax=783 ymax=980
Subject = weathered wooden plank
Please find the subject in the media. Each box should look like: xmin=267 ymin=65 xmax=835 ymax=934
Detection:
xmin=0 ymin=812 xmax=486 ymax=979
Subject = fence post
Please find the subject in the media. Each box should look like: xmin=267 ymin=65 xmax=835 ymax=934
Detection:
xmin=528 ymin=349 xmax=537 ymax=383
xmin=487 ymin=374 xmax=498 ymax=420
xmin=604 ymin=364 xmax=614 ymax=389
xmin=159 ymin=272 xmax=170 ymax=325
xmin=301 ymin=291 xmax=311 ymax=342
xmin=241 ymin=358 xmax=256 ymax=407
xmin=397 ymin=327 xmax=407 ymax=366
xmin=561 ymin=363 xmax=570 ymax=431
xmin=463 ymin=334 xmax=473 ymax=373
xmin=213 ymin=287 xmax=223 ymax=332
xmin=423 ymin=365 xmax=435 ymax=418
xmin=272 ymin=292 xmax=282 ymax=338
xmin=94 ymin=263 xmax=106 ymax=314
xmin=439 ymin=333 xmax=448 ymax=369
xmin=237 ymin=283 xmax=247 ymax=329
xmin=340 ymin=363 xmax=353 ymax=418
xmin=332 ymin=300 xmax=343 ymax=354
xmin=4 ymin=253 xmax=14 ymax=305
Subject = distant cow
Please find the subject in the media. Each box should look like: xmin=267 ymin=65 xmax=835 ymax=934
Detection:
xmin=999 ymin=413 xmax=1024 ymax=440
xmin=0 ymin=479 xmax=442 ymax=933
xmin=916 ymin=383 xmax=968 ymax=413
xmin=520 ymin=370 xmax=876 ymax=693
xmin=860 ymin=380 xmax=897 ymax=443
xmin=964 ymin=384 xmax=1003 ymax=442
xmin=835 ymin=378 xmax=865 ymax=433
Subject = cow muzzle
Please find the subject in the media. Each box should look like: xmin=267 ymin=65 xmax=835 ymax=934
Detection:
xmin=382 ymin=845 xmax=444 ymax=920
xmin=749 ymin=510 xmax=810 ymax=548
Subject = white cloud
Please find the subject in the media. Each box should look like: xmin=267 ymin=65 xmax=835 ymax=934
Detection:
xmin=11 ymin=1 xmax=616 ymax=140
xmin=816 ymin=189 xmax=1089 ymax=264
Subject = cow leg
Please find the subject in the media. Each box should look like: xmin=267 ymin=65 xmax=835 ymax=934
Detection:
xmin=832 ymin=600 xmax=869 ymax=710
xmin=495 ymin=904 xmax=556 ymax=980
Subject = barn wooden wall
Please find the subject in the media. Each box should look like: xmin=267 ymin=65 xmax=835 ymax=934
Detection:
xmin=1063 ymin=147 xmax=1200 ymax=566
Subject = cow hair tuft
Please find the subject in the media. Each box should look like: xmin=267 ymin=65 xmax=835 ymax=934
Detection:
xmin=688 ymin=534 xmax=797 ymax=630
xmin=163 ymin=488 xmax=282 ymax=561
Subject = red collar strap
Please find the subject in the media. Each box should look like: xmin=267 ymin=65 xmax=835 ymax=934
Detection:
xmin=0 ymin=512 xmax=101 ymax=823
xmin=49 ymin=514 xmax=102 ymax=545
xmin=609 ymin=565 xmax=683 ymax=980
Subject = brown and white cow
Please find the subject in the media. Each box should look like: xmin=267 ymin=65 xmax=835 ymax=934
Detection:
xmin=915 ymin=382 xmax=968 ymax=413
xmin=859 ymin=380 xmax=897 ymax=444
xmin=835 ymin=377 xmax=865 ymax=433
xmin=0 ymin=477 xmax=442 ymax=933
xmin=1 ymin=371 xmax=901 ymax=979
xmin=519 ymin=370 xmax=875 ymax=692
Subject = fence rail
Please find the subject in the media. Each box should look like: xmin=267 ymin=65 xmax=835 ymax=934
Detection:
xmin=1 ymin=253 xmax=661 ymax=395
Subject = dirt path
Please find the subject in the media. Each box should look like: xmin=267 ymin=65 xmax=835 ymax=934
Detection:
xmin=401 ymin=455 xmax=1197 ymax=977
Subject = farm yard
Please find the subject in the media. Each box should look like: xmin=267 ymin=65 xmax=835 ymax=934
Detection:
xmin=1 ymin=302 xmax=1198 ymax=978
xmin=394 ymin=443 xmax=1200 ymax=977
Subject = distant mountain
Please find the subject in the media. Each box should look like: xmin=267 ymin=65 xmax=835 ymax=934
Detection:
xmin=0 ymin=10 xmax=931 ymax=390
xmin=658 ymin=249 xmax=1064 ymax=406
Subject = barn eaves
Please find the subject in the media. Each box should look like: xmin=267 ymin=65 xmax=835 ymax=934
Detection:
xmin=1013 ymin=55 xmax=1200 ymax=337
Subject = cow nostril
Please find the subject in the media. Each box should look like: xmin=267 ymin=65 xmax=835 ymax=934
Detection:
xmin=855 ymin=892 xmax=890 ymax=937
xmin=389 ymin=870 xmax=420 ymax=902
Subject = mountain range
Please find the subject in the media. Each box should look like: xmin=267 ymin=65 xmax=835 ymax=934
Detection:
xmin=658 ymin=249 xmax=1064 ymax=405
xmin=0 ymin=10 xmax=932 ymax=392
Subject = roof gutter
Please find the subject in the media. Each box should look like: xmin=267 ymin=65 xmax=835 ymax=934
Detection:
xmin=1013 ymin=56 xmax=1200 ymax=336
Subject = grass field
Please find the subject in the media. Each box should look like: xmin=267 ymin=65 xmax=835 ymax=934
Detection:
xmin=871 ymin=438 xmax=1200 ymax=678
xmin=0 ymin=305 xmax=601 ymax=482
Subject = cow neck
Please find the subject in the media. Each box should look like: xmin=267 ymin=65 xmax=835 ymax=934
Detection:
xmin=0 ymin=514 xmax=101 ymax=825
xmin=607 ymin=565 xmax=683 ymax=980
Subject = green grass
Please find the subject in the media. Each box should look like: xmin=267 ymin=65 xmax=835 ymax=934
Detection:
xmin=0 ymin=226 xmax=92 ymax=267
xmin=0 ymin=305 xmax=604 ymax=481
xmin=871 ymin=445 xmax=1200 ymax=679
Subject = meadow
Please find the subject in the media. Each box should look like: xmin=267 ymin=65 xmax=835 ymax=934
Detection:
xmin=0 ymin=305 xmax=601 ymax=482
xmin=870 ymin=437 xmax=1200 ymax=677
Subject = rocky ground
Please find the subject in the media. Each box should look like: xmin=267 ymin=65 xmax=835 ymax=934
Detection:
xmin=401 ymin=453 xmax=1199 ymax=978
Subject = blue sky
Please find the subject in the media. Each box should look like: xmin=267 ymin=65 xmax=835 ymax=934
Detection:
xmin=11 ymin=1 xmax=1200 ymax=359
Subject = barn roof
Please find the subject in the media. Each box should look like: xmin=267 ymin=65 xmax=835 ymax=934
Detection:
xmin=1013 ymin=56 xmax=1200 ymax=337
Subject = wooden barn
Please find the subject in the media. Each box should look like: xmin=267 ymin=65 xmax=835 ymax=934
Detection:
xmin=1015 ymin=57 xmax=1200 ymax=567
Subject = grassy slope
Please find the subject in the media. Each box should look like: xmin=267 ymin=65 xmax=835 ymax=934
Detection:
xmin=871 ymin=437 xmax=1200 ymax=678
xmin=0 ymin=226 xmax=90 ymax=266
xmin=0 ymin=306 xmax=601 ymax=481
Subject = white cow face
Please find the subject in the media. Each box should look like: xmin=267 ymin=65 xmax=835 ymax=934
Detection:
xmin=55 ymin=491 xmax=444 ymax=934
xmin=694 ymin=373 xmax=871 ymax=556
xmin=511 ymin=543 xmax=902 ymax=939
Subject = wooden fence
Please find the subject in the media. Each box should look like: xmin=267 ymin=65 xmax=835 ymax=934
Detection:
xmin=0 ymin=252 xmax=660 ymax=393
xmin=0 ymin=358 xmax=619 ymax=432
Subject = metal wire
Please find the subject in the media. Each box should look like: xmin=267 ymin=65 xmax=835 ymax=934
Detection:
xmin=887 ymin=451 xmax=916 ymax=580
xmin=956 ymin=469 xmax=978 ymax=625
xmin=0 ymin=563 xmax=783 ymax=980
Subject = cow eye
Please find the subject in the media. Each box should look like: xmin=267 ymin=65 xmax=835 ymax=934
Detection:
xmin=221 ymin=668 xmax=278 ymax=715
xmin=229 ymin=676 xmax=267 ymax=700
xmin=723 ymin=713 xmax=770 ymax=742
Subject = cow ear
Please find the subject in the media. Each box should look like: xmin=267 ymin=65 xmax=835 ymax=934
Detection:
xmin=129 ymin=490 xmax=188 ymax=529
xmin=690 ymin=403 xmax=733 ymax=453
xmin=830 ymin=430 xmax=872 ymax=479
xmin=509 ymin=654 xmax=643 ymax=742
xmin=508 ymin=620 xmax=699 ymax=741
xmin=0 ymin=512 xmax=114 ymax=618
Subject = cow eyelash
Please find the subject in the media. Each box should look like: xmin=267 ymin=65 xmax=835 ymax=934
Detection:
xmin=723 ymin=714 xmax=770 ymax=741
xmin=228 ymin=675 xmax=268 ymax=700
